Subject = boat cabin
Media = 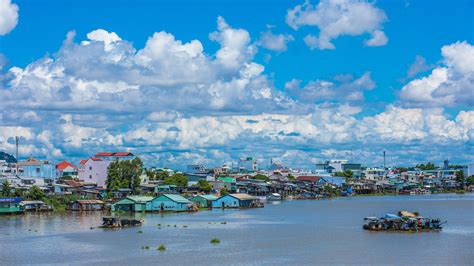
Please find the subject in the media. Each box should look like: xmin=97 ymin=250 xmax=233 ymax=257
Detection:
xmin=0 ymin=198 xmax=24 ymax=214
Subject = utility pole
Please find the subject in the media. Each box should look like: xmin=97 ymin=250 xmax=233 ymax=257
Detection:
xmin=383 ymin=150 xmax=386 ymax=169
xmin=15 ymin=136 xmax=19 ymax=176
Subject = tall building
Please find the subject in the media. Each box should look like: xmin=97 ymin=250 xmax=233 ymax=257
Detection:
xmin=78 ymin=158 xmax=112 ymax=188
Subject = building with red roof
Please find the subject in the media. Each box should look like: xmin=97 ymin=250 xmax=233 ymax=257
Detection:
xmin=296 ymin=175 xmax=321 ymax=183
xmin=55 ymin=160 xmax=78 ymax=178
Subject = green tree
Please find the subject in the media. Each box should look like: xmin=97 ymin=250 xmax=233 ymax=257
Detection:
xmin=343 ymin=170 xmax=353 ymax=178
xmin=107 ymin=157 xmax=143 ymax=194
xmin=466 ymin=176 xmax=474 ymax=186
xmin=253 ymin=174 xmax=269 ymax=182
xmin=287 ymin=174 xmax=295 ymax=181
xmin=1 ymin=180 xmax=12 ymax=197
xmin=334 ymin=172 xmax=345 ymax=177
xmin=163 ymin=173 xmax=188 ymax=187
xmin=416 ymin=162 xmax=437 ymax=170
xmin=455 ymin=170 xmax=465 ymax=187
xmin=155 ymin=171 xmax=169 ymax=180
xmin=29 ymin=185 xmax=45 ymax=200
xmin=197 ymin=180 xmax=212 ymax=193
xmin=220 ymin=188 xmax=230 ymax=196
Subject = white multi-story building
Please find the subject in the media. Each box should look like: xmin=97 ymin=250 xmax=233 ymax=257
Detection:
xmin=363 ymin=167 xmax=387 ymax=180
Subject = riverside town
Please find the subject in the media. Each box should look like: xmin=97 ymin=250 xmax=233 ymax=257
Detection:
xmin=1 ymin=150 xmax=473 ymax=214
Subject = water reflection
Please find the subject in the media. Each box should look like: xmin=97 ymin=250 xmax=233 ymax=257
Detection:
xmin=0 ymin=193 xmax=473 ymax=265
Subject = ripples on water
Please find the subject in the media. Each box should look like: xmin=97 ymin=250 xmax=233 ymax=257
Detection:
xmin=1 ymin=193 xmax=473 ymax=265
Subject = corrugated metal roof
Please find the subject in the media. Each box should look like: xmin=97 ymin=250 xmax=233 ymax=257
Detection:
xmin=160 ymin=194 xmax=191 ymax=203
xmin=196 ymin=194 xmax=218 ymax=200
xmin=75 ymin=200 xmax=104 ymax=204
xmin=227 ymin=193 xmax=257 ymax=200
xmin=127 ymin=196 xmax=154 ymax=203
xmin=21 ymin=200 xmax=45 ymax=205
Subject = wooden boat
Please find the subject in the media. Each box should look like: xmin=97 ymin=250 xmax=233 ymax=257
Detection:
xmin=99 ymin=217 xmax=144 ymax=228
xmin=267 ymin=193 xmax=282 ymax=201
xmin=363 ymin=211 xmax=445 ymax=232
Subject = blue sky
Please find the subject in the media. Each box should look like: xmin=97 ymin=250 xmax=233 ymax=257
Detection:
xmin=0 ymin=0 xmax=473 ymax=169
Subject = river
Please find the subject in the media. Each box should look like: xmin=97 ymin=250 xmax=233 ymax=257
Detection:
xmin=1 ymin=193 xmax=473 ymax=265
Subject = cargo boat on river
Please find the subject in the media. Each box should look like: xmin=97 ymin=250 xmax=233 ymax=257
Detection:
xmin=99 ymin=217 xmax=144 ymax=228
xmin=363 ymin=211 xmax=445 ymax=232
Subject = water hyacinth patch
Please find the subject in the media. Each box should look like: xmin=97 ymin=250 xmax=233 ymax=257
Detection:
xmin=210 ymin=238 xmax=221 ymax=244
xmin=157 ymin=244 xmax=166 ymax=251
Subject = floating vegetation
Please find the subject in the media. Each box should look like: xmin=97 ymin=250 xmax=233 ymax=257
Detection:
xmin=141 ymin=246 xmax=150 ymax=250
xmin=183 ymin=225 xmax=187 ymax=228
xmin=137 ymin=230 xmax=143 ymax=234
xmin=221 ymin=222 xmax=227 ymax=224
xmin=174 ymin=224 xmax=177 ymax=227
xmin=210 ymin=238 xmax=221 ymax=244
xmin=167 ymin=225 xmax=170 ymax=227
xmin=208 ymin=222 xmax=211 ymax=224
xmin=157 ymin=244 xmax=166 ymax=251
xmin=157 ymin=224 xmax=161 ymax=227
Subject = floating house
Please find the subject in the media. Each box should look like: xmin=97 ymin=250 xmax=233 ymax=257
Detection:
xmin=111 ymin=196 xmax=153 ymax=212
xmin=151 ymin=194 xmax=193 ymax=212
xmin=0 ymin=198 xmax=24 ymax=214
xmin=20 ymin=200 xmax=53 ymax=211
xmin=212 ymin=193 xmax=261 ymax=208
xmin=190 ymin=194 xmax=218 ymax=208
xmin=68 ymin=200 xmax=105 ymax=211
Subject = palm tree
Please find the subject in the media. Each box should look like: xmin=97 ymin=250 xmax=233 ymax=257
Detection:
xmin=1 ymin=180 xmax=12 ymax=197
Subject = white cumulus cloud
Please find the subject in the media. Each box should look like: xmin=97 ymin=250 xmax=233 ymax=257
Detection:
xmin=286 ymin=0 xmax=388 ymax=50
xmin=0 ymin=0 xmax=19 ymax=35
xmin=400 ymin=41 xmax=474 ymax=107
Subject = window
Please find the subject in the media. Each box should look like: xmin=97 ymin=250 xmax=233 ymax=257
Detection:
xmin=89 ymin=175 xmax=92 ymax=179
xmin=89 ymin=166 xmax=92 ymax=170
xmin=36 ymin=168 xmax=40 ymax=173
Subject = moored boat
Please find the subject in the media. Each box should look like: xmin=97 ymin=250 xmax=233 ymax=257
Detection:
xmin=363 ymin=211 xmax=444 ymax=232
xmin=99 ymin=217 xmax=144 ymax=228
xmin=267 ymin=193 xmax=282 ymax=201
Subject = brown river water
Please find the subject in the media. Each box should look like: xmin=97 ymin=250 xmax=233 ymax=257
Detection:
xmin=1 ymin=193 xmax=473 ymax=265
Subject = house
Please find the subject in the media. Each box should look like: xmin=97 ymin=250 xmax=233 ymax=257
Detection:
xmin=20 ymin=200 xmax=52 ymax=211
xmin=111 ymin=196 xmax=153 ymax=212
xmin=190 ymin=194 xmax=218 ymax=208
xmin=0 ymin=198 xmax=24 ymax=214
xmin=55 ymin=161 xmax=78 ymax=178
xmin=151 ymin=194 xmax=193 ymax=212
xmin=211 ymin=180 xmax=233 ymax=192
xmin=212 ymin=193 xmax=261 ymax=208
xmin=78 ymin=157 xmax=111 ymax=188
xmin=155 ymin=184 xmax=178 ymax=194
xmin=296 ymin=175 xmax=321 ymax=183
xmin=68 ymin=200 xmax=105 ymax=211
xmin=17 ymin=156 xmax=55 ymax=180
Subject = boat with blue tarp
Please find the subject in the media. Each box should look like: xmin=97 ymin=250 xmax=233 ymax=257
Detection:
xmin=363 ymin=211 xmax=445 ymax=232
